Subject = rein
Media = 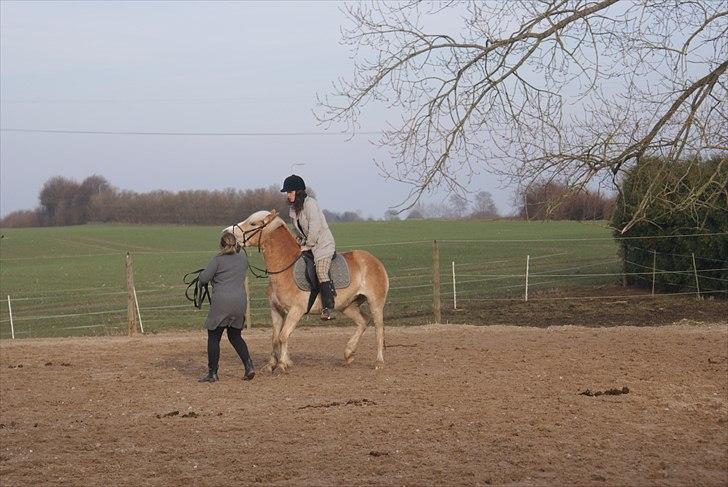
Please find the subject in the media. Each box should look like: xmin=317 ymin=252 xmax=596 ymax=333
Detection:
xmin=235 ymin=220 xmax=300 ymax=279
xmin=184 ymin=269 xmax=211 ymax=309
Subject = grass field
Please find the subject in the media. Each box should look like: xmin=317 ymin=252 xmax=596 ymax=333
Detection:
xmin=0 ymin=219 xmax=629 ymax=339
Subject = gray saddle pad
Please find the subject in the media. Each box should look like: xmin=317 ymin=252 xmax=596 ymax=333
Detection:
xmin=293 ymin=254 xmax=351 ymax=291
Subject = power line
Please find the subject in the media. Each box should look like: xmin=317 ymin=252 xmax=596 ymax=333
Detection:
xmin=2 ymin=96 xmax=311 ymax=104
xmin=0 ymin=128 xmax=383 ymax=137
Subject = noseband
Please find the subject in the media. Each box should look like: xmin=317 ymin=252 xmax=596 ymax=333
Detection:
xmin=234 ymin=219 xmax=300 ymax=279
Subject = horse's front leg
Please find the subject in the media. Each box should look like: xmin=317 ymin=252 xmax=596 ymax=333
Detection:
xmin=264 ymin=306 xmax=284 ymax=373
xmin=277 ymin=307 xmax=305 ymax=372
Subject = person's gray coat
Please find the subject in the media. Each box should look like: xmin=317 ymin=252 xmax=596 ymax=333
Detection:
xmin=198 ymin=252 xmax=247 ymax=330
xmin=289 ymin=196 xmax=336 ymax=262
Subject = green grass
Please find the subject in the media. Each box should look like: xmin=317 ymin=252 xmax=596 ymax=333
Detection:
xmin=0 ymin=220 xmax=621 ymax=338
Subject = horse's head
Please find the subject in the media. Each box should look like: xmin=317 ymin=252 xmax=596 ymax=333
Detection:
xmin=224 ymin=209 xmax=282 ymax=247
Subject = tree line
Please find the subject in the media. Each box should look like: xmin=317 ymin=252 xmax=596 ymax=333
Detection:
xmin=386 ymin=186 xmax=614 ymax=221
xmin=0 ymin=175 xmax=291 ymax=227
xmin=1 ymin=175 xmax=619 ymax=228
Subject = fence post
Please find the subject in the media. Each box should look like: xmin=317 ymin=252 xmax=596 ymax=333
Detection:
xmin=451 ymin=261 xmax=457 ymax=310
xmin=651 ymin=250 xmax=656 ymax=296
xmin=125 ymin=252 xmax=139 ymax=335
xmin=525 ymin=254 xmax=530 ymax=302
xmin=7 ymin=295 xmax=14 ymax=340
xmin=692 ymin=253 xmax=702 ymax=299
xmin=245 ymin=274 xmax=251 ymax=329
xmin=432 ymin=240 xmax=442 ymax=323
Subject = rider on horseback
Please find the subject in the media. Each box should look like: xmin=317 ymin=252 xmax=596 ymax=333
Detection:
xmin=281 ymin=174 xmax=337 ymax=320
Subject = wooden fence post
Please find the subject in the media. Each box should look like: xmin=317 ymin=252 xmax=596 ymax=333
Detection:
xmin=245 ymin=274 xmax=251 ymax=329
xmin=125 ymin=252 xmax=139 ymax=335
xmin=432 ymin=240 xmax=442 ymax=323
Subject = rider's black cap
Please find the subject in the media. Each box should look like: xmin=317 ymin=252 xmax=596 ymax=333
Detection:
xmin=281 ymin=174 xmax=306 ymax=192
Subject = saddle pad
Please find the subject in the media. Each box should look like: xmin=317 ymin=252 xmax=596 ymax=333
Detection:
xmin=293 ymin=254 xmax=351 ymax=291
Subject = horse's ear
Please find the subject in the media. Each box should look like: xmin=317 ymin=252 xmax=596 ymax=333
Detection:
xmin=270 ymin=209 xmax=278 ymax=218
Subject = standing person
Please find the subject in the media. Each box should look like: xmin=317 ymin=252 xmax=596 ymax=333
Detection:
xmin=280 ymin=174 xmax=337 ymax=320
xmin=197 ymin=232 xmax=255 ymax=382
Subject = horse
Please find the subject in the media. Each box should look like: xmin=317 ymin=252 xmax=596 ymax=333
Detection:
xmin=225 ymin=209 xmax=389 ymax=372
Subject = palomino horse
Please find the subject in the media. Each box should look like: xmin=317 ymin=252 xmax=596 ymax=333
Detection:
xmin=226 ymin=210 xmax=389 ymax=371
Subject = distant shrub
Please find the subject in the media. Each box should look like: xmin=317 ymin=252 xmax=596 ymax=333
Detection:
xmin=0 ymin=209 xmax=44 ymax=228
xmin=517 ymin=182 xmax=615 ymax=220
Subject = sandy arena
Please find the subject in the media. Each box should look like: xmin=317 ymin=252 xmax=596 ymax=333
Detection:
xmin=1 ymin=322 xmax=727 ymax=486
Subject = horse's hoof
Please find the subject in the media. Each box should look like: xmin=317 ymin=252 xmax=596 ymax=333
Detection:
xmin=344 ymin=351 xmax=355 ymax=365
xmin=262 ymin=363 xmax=275 ymax=373
xmin=374 ymin=362 xmax=384 ymax=370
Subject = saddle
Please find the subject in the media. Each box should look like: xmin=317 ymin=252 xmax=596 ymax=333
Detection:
xmin=294 ymin=251 xmax=351 ymax=314
xmin=184 ymin=268 xmax=211 ymax=309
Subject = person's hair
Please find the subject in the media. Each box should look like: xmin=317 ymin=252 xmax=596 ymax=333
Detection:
xmin=219 ymin=232 xmax=239 ymax=255
xmin=291 ymin=189 xmax=307 ymax=215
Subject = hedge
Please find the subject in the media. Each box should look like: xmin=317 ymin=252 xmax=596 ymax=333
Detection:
xmin=611 ymin=155 xmax=727 ymax=296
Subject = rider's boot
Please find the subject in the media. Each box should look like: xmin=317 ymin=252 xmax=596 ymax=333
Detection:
xmin=320 ymin=281 xmax=336 ymax=321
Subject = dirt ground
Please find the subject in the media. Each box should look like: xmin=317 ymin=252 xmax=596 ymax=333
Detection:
xmin=439 ymin=287 xmax=728 ymax=329
xmin=1 ymin=321 xmax=727 ymax=486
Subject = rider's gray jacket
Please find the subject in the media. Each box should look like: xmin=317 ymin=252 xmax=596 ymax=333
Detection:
xmin=289 ymin=196 xmax=335 ymax=262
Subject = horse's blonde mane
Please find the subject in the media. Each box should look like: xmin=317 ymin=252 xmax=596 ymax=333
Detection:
xmin=246 ymin=210 xmax=271 ymax=223
xmin=265 ymin=215 xmax=288 ymax=234
xmin=243 ymin=210 xmax=289 ymax=235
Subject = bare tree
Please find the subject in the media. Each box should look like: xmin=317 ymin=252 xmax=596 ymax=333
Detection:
xmin=39 ymin=176 xmax=81 ymax=225
xmin=317 ymin=0 xmax=727 ymax=233
xmin=405 ymin=201 xmax=426 ymax=219
xmin=471 ymin=191 xmax=499 ymax=219
xmin=447 ymin=193 xmax=469 ymax=219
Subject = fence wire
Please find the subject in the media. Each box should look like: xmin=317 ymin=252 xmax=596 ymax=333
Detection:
xmin=1 ymin=234 xmax=725 ymax=339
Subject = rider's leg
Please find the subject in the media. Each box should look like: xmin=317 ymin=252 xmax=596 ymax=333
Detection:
xmin=316 ymin=257 xmax=335 ymax=320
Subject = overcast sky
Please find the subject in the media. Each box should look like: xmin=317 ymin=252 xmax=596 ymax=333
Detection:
xmin=0 ymin=1 xmax=516 ymax=220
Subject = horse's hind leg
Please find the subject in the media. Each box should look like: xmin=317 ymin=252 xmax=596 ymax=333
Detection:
xmin=264 ymin=307 xmax=284 ymax=373
xmin=370 ymin=298 xmax=385 ymax=369
xmin=342 ymin=300 xmax=370 ymax=365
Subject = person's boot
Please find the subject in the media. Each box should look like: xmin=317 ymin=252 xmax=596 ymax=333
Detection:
xmin=320 ymin=281 xmax=336 ymax=321
xmin=198 ymin=369 xmax=218 ymax=382
xmin=243 ymin=357 xmax=255 ymax=381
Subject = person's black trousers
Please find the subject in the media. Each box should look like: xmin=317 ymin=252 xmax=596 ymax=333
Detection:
xmin=207 ymin=326 xmax=252 ymax=372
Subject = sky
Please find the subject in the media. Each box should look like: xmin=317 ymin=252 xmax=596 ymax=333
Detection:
xmin=0 ymin=0 xmax=516 ymax=220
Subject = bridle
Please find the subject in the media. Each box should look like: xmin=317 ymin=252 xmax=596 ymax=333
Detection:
xmin=234 ymin=218 xmax=300 ymax=279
